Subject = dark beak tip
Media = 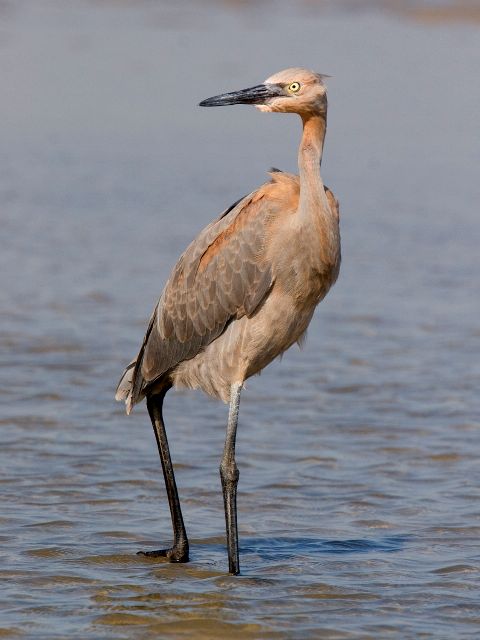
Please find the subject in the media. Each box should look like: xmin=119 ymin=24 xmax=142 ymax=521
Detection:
xmin=198 ymin=97 xmax=223 ymax=107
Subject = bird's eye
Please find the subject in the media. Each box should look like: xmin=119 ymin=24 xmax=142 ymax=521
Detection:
xmin=288 ymin=82 xmax=301 ymax=93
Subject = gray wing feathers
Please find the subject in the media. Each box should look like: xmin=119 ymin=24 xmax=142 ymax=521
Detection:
xmin=130 ymin=192 xmax=274 ymax=402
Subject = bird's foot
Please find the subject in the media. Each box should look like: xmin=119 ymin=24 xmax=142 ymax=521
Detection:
xmin=137 ymin=544 xmax=189 ymax=563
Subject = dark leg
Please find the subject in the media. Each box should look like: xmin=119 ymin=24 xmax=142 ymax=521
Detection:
xmin=137 ymin=388 xmax=189 ymax=562
xmin=220 ymin=382 xmax=242 ymax=575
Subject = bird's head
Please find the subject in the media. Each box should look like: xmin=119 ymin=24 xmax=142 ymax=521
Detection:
xmin=199 ymin=68 xmax=328 ymax=118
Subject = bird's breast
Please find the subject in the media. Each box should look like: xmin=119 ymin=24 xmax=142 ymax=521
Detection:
xmin=269 ymin=208 xmax=340 ymax=309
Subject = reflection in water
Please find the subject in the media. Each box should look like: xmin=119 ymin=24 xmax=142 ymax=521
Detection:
xmin=242 ymin=534 xmax=410 ymax=557
xmin=0 ymin=1 xmax=479 ymax=638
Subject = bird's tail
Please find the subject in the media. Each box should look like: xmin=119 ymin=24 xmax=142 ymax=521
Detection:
xmin=115 ymin=359 xmax=143 ymax=415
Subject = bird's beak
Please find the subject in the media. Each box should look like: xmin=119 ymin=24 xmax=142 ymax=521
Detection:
xmin=199 ymin=83 xmax=283 ymax=107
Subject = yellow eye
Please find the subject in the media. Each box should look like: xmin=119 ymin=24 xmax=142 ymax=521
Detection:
xmin=288 ymin=82 xmax=301 ymax=93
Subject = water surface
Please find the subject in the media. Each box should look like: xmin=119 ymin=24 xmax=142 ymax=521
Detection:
xmin=1 ymin=1 xmax=479 ymax=638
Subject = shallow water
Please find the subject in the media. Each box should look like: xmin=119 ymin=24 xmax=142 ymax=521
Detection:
xmin=1 ymin=1 xmax=480 ymax=638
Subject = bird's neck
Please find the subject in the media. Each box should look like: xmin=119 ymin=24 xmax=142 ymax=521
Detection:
xmin=297 ymin=113 xmax=329 ymax=221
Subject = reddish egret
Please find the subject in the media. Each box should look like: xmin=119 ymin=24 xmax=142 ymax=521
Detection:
xmin=116 ymin=68 xmax=341 ymax=575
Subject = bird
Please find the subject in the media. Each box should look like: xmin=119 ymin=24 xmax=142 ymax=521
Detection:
xmin=115 ymin=67 xmax=341 ymax=575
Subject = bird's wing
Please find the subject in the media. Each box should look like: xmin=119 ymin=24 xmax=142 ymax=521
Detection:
xmin=324 ymin=185 xmax=339 ymax=222
xmin=123 ymin=178 xmax=299 ymax=407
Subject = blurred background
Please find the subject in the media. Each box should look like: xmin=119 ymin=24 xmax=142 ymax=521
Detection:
xmin=0 ymin=1 xmax=479 ymax=638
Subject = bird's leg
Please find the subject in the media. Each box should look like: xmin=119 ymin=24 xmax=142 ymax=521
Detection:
xmin=220 ymin=382 xmax=242 ymax=575
xmin=137 ymin=389 xmax=189 ymax=562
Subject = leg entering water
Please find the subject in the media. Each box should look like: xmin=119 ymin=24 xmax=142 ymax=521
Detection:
xmin=137 ymin=388 xmax=189 ymax=562
xmin=220 ymin=382 xmax=242 ymax=575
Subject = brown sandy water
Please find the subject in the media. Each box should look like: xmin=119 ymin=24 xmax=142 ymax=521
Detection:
xmin=0 ymin=1 xmax=479 ymax=638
